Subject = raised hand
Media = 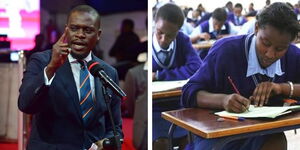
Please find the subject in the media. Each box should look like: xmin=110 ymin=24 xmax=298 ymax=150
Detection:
xmin=46 ymin=28 xmax=71 ymax=79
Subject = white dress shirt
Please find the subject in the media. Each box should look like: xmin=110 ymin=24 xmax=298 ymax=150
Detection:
xmin=44 ymin=52 xmax=95 ymax=100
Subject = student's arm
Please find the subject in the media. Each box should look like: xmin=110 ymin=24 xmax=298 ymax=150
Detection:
xmin=251 ymin=82 xmax=300 ymax=107
xmin=196 ymin=91 xmax=250 ymax=113
xmin=189 ymin=26 xmax=211 ymax=43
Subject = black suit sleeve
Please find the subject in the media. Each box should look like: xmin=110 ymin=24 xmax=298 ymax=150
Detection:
xmin=18 ymin=52 xmax=50 ymax=114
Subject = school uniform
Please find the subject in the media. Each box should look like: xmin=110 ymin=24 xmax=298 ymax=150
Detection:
xmin=181 ymin=34 xmax=300 ymax=150
xmin=227 ymin=13 xmax=247 ymax=26
xmin=152 ymin=31 xmax=201 ymax=81
xmin=152 ymin=31 xmax=201 ymax=147
xmin=190 ymin=18 xmax=238 ymax=59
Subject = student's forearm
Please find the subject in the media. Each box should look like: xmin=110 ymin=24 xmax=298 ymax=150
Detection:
xmin=279 ymin=83 xmax=300 ymax=98
xmin=196 ymin=90 xmax=227 ymax=109
xmin=190 ymin=36 xmax=199 ymax=43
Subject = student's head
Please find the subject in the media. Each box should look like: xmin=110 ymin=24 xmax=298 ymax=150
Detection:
xmin=225 ymin=1 xmax=233 ymax=11
xmin=249 ymin=3 xmax=254 ymax=11
xmin=154 ymin=3 xmax=184 ymax=49
xmin=121 ymin=19 xmax=135 ymax=33
xmin=192 ymin=10 xmax=200 ymax=19
xmin=212 ymin=8 xmax=227 ymax=31
xmin=66 ymin=5 xmax=101 ymax=59
xmin=255 ymin=2 xmax=300 ymax=68
xmin=234 ymin=3 xmax=243 ymax=17
xmin=266 ymin=0 xmax=271 ymax=6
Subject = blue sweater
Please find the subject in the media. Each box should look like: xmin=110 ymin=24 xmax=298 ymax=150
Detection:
xmin=200 ymin=20 xmax=230 ymax=39
xmin=227 ymin=13 xmax=247 ymax=26
xmin=152 ymin=31 xmax=201 ymax=81
xmin=181 ymin=34 xmax=300 ymax=108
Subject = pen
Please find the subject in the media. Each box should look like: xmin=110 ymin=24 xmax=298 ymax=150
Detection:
xmin=227 ymin=76 xmax=250 ymax=112
xmin=219 ymin=115 xmax=245 ymax=121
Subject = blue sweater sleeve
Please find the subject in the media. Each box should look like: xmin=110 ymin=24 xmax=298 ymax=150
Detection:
xmin=157 ymin=34 xmax=202 ymax=80
xmin=181 ymin=39 xmax=230 ymax=108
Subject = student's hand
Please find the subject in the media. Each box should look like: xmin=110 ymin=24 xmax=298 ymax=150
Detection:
xmin=152 ymin=72 xmax=156 ymax=81
xmin=198 ymin=33 xmax=211 ymax=41
xmin=216 ymin=34 xmax=229 ymax=39
xmin=250 ymin=82 xmax=281 ymax=107
xmin=46 ymin=29 xmax=71 ymax=79
xmin=223 ymin=94 xmax=250 ymax=113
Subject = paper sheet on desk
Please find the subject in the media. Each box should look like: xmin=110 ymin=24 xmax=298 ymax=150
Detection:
xmin=198 ymin=40 xmax=216 ymax=45
xmin=215 ymin=105 xmax=300 ymax=118
xmin=152 ymin=80 xmax=188 ymax=92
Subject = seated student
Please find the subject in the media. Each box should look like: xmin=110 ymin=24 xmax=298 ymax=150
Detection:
xmin=190 ymin=8 xmax=238 ymax=59
xmin=152 ymin=3 xmax=202 ymax=150
xmin=181 ymin=3 xmax=300 ymax=150
xmin=227 ymin=3 xmax=248 ymax=26
xmin=152 ymin=4 xmax=201 ymax=81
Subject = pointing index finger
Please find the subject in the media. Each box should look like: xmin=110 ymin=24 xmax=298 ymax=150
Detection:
xmin=58 ymin=28 xmax=68 ymax=43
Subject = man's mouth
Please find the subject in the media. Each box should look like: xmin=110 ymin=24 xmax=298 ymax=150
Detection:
xmin=72 ymin=41 xmax=86 ymax=50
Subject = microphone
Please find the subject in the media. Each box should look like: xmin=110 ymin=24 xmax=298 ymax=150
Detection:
xmin=103 ymin=137 xmax=124 ymax=148
xmin=87 ymin=60 xmax=127 ymax=100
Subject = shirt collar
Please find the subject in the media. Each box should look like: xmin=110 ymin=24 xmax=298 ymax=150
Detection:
xmin=152 ymin=33 xmax=174 ymax=52
xmin=246 ymin=35 xmax=284 ymax=78
xmin=208 ymin=18 xmax=226 ymax=33
xmin=68 ymin=51 xmax=92 ymax=64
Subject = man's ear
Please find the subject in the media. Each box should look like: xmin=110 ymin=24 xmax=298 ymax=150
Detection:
xmin=97 ymin=29 xmax=102 ymax=40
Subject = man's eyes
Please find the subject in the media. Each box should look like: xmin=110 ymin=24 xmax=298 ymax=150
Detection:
xmin=69 ymin=26 xmax=94 ymax=33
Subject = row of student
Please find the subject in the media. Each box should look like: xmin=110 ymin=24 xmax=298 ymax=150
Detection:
xmin=181 ymin=2 xmax=249 ymax=36
xmin=152 ymin=2 xmax=300 ymax=150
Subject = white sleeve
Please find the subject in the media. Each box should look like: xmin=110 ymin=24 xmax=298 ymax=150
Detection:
xmin=228 ymin=22 xmax=239 ymax=35
xmin=44 ymin=67 xmax=55 ymax=85
xmin=189 ymin=25 xmax=202 ymax=38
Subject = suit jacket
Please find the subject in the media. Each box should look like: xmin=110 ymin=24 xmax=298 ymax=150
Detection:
xmin=18 ymin=50 xmax=123 ymax=150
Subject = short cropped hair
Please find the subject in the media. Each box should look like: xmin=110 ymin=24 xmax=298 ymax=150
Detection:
xmin=257 ymin=2 xmax=300 ymax=40
xmin=234 ymin=3 xmax=243 ymax=10
xmin=155 ymin=3 xmax=184 ymax=29
xmin=68 ymin=5 xmax=101 ymax=29
xmin=212 ymin=8 xmax=227 ymax=22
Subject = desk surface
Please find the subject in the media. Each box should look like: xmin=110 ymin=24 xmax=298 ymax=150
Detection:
xmin=162 ymin=108 xmax=300 ymax=139
xmin=153 ymin=89 xmax=182 ymax=99
xmin=193 ymin=40 xmax=215 ymax=49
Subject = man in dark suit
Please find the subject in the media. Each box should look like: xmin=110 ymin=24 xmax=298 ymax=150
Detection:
xmin=18 ymin=5 xmax=123 ymax=150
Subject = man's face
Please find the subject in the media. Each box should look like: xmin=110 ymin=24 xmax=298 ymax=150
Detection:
xmin=255 ymin=24 xmax=292 ymax=68
xmin=234 ymin=7 xmax=242 ymax=17
xmin=66 ymin=11 xmax=101 ymax=59
xmin=155 ymin=18 xmax=179 ymax=49
xmin=212 ymin=19 xmax=224 ymax=31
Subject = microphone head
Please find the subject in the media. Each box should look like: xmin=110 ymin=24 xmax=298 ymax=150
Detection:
xmin=87 ymin=60 xmax=102 ymax=76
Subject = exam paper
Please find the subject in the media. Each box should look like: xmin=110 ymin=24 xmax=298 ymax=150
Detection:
xmin=215 ymin=105 xmax=300 ymax=118
xmin=152 ymin=80 xmax=188 ymax=93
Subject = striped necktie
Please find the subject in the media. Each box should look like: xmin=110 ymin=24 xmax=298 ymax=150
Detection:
xmin=236 ymin=16 xmax=240 ymax=25
xmin=157 ymin=50 xmax=171 ymax=65
xmin=78 ymin=60 xmax=94 ymax=125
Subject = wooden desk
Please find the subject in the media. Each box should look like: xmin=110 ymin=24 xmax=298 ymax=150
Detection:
xmin=162 ymin=108 xmax=300 ymax=150
xmin=153 ymin=89 xmax=181 ymax=99
xmin=193 ymin=42 xmax=213 ymax=49
xmin=192 ymin=40 xmax=215 ymax=49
